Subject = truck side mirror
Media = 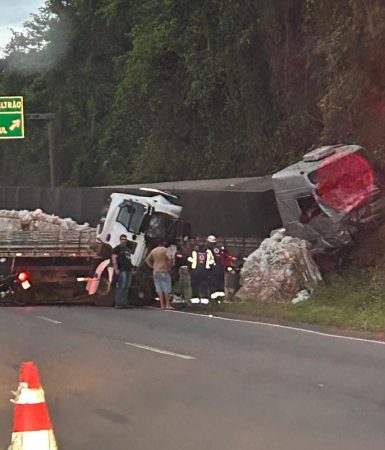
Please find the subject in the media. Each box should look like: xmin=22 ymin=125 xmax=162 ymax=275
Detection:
xmin=96 ymin=218 xmax=105 ymax=235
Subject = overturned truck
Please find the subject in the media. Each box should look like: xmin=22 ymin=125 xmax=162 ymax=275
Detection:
xmin=109 ymin=144 xmax=385 ymax=255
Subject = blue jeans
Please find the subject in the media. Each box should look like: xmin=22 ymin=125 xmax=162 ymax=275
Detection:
xmin=115 ymin=270 xmax=132 ymax=307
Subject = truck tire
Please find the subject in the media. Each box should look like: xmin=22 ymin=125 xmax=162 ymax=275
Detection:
xmin=96 ymin=272 xmax=112 ymax=296
xmin=12 ymin=289 xmax=36 ymax=305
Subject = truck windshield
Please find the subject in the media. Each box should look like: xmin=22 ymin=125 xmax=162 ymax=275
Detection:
xmin=116 ymin=201 xmax=146 ymax=234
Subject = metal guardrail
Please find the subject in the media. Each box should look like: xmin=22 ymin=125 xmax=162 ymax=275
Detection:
xmin=0 ymin=230 xmax=97 ymax=256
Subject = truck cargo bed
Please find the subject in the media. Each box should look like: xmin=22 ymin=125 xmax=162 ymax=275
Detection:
xmin=0 ymin=230 xmax=97 ymax=257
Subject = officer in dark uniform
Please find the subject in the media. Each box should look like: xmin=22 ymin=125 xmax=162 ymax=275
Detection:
xmin=206 ymin=235 xmax=227 ymax=300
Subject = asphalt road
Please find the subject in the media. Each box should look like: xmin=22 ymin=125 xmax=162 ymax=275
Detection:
xmin=0 ymin=305 xmax=384 ymax=449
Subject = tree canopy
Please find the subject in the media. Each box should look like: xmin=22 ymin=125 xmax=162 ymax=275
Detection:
xmin=1 ymin=0 xmax=385 ymax=186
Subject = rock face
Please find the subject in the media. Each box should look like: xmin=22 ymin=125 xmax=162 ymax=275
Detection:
xmin=236 ymin=229 xmax=322 ymax=302
xmin=0 ymin=209 xmax=91 ymax=232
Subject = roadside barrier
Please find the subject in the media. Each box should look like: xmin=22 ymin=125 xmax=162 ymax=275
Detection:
xmin=8 ymin=361 xmax=58 ymax=450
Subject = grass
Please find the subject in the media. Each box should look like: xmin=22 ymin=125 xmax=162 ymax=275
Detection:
xmin=199 ymin=267 xmax=385 ymax=334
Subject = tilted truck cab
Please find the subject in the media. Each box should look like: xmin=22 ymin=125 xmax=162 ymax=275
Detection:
xmin=86 ymin=191 xmax=183 ymax=296
xmin=97 ymin=192 xmax=182 ymax=265
xmin=272 ymin=145 xmax=385 ymax=252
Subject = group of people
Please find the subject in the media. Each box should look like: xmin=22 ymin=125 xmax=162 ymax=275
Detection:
xmin=112 ymin=234 xmax=174 ymax=309
xmin=176 ymin=235 xmax=228 ymax=301
xmin=112 ymin=233 xmax=228 ymax=309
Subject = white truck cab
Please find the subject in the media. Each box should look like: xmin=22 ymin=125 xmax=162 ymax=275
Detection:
xmin=86 ymin=191 xmax=182 ymax=296
xmin=97 ymin=192 xmax=182 ymax=266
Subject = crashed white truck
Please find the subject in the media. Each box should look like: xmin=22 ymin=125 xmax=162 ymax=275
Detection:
xmin=100 ymin=144 xmax=385 ymax=302
xmin=0 ymin=190 xmax=182 ymax=304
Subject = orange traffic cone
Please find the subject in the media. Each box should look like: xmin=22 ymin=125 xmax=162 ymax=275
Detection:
xmin=8 ymin=361 xmax=57 ymax=450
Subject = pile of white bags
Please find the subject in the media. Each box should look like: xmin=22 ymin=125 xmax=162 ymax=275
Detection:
xmin=0 ymin=209 xmax=91 ymax=232
xmin=236 ymin=229 xmax=322 ymax=302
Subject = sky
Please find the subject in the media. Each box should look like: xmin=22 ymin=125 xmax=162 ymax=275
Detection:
xmin=0 ymin=0 xmax=46 ymax=56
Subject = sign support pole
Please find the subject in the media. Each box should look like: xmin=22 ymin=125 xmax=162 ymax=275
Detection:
xmin=47 ymin=120 xmax=56 ymax=187
xmin=25 ymin=113 xmax=56 ymax=187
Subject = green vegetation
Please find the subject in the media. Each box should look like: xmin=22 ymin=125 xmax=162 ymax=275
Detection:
xmin=1 ymin=0 xmax=385 ymax=186
xmin=205 ymin=266 xmax=385 ymax=334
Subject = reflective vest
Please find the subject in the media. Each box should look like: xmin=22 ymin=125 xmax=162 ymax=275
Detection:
xmin=212 ymin=245 xmax=223 ymax=263
xmin=188 ymin=249 xmax=216 ymax=270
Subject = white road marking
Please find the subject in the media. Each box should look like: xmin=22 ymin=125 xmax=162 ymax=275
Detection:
xmin=168 ymin=309 xmax=385 ymax=346
xmin=125 ymin=342 xmax=195 ymax=359
xmin=35 ymin=315 xmax=62 ymax=324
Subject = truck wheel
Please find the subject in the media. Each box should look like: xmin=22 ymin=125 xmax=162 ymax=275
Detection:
xmin=96 ymin=272 xmax=112 ymax=296
xmin=13 ymin=289 xmax=36 ymax=305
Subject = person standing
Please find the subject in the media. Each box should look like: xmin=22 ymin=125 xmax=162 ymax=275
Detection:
xmin=112 ymin=234 xmax=134 ymax=308
xmin=145 ymin=241 xmax=174 ymax=310
xmin=188 ymin=241 xmax=215 ymax=301
xmin=206 ymin=235 xmax=226 ymax=297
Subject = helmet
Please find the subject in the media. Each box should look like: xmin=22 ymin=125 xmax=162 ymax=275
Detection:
xmin=207 ymin=235 xmax=217 ymax=243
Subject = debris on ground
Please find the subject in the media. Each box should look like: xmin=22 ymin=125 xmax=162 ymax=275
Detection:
xmin=291 ymin=289 xmax=312 ymax=305
xmin=236 ymin=229 xmax=322 ymax=302
xmin=0 ymin=209 xmax=91 ymax=232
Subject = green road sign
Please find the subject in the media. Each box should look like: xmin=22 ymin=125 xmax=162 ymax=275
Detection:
xmin=0 ymin=96 xmax=24 ymax=139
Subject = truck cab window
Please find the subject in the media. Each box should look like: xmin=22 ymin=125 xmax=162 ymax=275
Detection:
xmin=146 ymin=214 xmax=167 ymax=239
xmin=117 ymin=201 xmax=146 ymax=234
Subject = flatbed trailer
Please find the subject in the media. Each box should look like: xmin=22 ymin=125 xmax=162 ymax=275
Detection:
xmin=0 ymin=229 xmax=106 ymax=304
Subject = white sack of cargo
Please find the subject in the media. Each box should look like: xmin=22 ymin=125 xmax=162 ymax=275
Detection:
xmin=236 ymin=229 xmax=322 ymax=302
xmin=0 ymin=209 xmax=91 ymax=232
